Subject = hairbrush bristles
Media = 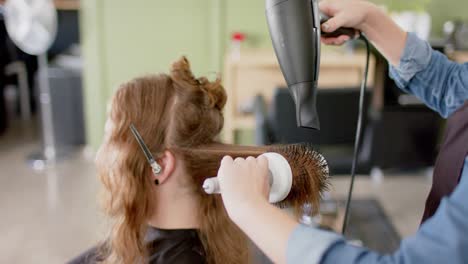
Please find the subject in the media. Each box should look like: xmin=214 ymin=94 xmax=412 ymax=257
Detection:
xmin=269 ymin=144 xmax=330 ymax=217
xmin=176 ymin=143 xmax=329 ymax=218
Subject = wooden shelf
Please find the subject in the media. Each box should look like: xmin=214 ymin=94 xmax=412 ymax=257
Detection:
xmin=222 ymin=49 xmax=376 ymax=144
xmin=54 ymin=0 xmax=80 ymax=10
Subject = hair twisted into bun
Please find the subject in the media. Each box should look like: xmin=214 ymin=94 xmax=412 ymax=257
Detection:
xmin=170 ymin=56 xmax=226 ymax=111
xmin=197 ymin=77 xmax=226 ymax=111
xmin=170 ymin=56 xmax=199 ymax=86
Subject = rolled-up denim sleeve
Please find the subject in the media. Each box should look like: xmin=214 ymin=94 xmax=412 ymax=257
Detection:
xmin=389 ymin=33 xmax=468 ymax=118
xmin=389 ymin=32 xmax=432 ymax=86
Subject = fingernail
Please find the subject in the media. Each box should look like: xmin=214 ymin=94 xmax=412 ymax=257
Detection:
xmin=322 ymin=23 xmax=331 ymax=31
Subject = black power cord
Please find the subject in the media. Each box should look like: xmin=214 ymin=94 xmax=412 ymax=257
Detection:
xmin=341 ymin=35 xmax=371 ymax=235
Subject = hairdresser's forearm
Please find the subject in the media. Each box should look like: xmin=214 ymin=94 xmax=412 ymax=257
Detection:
xmin=360 ymin=5 xmax=407 ymax=66
xmin=232 ymin=202 xmax=298 ymax=264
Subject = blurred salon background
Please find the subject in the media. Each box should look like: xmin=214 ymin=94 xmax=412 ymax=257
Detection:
xmin=1 ymin=0 xmax=468 ymax=263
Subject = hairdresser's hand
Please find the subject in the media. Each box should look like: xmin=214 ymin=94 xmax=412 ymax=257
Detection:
xmin=320 ymin=0 xmax=407 ymax=66
xmin=217 ymin=156 xmax=270 ymax=223
xmin=320 ymin=0 xmax=377 ymax=45
xmin=217 ymin=156 xmax=299 ymax=264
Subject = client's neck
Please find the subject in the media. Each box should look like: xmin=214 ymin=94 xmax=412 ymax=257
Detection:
xmin=148 ymin=180 xmax=200 ymax=230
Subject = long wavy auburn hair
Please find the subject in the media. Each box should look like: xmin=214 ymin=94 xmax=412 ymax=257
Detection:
xmin=95 ymin=57 xmax=328 ymax=264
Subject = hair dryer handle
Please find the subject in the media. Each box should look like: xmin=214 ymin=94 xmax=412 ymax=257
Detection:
xmin=320 ymin=12 xmax=358 ymax=39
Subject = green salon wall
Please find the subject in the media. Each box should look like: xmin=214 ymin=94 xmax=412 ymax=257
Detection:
xmin=81 ymin=0 xmax=269 ymax=149
xmin=81 ymin=0 xmax=468 ymax=149
xmin=427 ymin=0 xmax=468 ymax=36
xmin=81 ymin=0 xmax=223 ymax=150
xmin=81 ymin=0 xmax=107 ymax=150
xmin=224 ymin=0 xmax=270 ymax=49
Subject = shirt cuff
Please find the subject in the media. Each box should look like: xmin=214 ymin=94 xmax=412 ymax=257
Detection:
xmin=286 ymin=224 xmax=343 ymax=264
xmin=389 ymin=32 xmax=433 ymax=88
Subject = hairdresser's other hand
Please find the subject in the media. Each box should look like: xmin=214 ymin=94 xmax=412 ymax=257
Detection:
xmin=217 ymin=156 xmax=270 ymax=223
xmin=320 ymin=0 xmax=377 ymax=45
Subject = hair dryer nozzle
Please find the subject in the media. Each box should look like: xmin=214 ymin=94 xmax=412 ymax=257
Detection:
xmin=289 ymin=82 xmax=320 ymax=130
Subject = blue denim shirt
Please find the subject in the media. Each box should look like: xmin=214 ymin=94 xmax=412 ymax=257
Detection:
xmin=287 ymin=33 xmax=468 ymax=264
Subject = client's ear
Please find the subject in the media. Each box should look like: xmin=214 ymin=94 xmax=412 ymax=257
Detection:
xmin=153 ymin=150 xmax=176 ymax=185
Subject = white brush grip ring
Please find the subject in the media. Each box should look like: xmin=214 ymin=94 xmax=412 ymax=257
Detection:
xmin=202 ymin=152 xmax=293 ymax=203
xmin=260 ymin=153 xmax=293 ymax=203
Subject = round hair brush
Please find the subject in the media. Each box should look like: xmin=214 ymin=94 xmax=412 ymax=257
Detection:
xmin=202 ymin=143 xmax=329 ymax=217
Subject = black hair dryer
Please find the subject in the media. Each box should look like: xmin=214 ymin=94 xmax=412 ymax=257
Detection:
xmin=266 ymin=0 xmax=322 ymax=130
xmin=266 ymin=0 xmax=355 ymax=130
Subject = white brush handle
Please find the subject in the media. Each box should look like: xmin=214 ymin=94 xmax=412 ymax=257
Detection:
xmin=203 ymin=152 xmax=293 ymax=203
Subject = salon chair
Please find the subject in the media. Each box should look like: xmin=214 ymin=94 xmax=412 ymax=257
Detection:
xmin=369 ymin=53 xmax=442 ymax=170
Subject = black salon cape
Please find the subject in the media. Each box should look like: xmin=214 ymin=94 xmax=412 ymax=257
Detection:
xmin=68 ymin=228 xmax=206 ymax=264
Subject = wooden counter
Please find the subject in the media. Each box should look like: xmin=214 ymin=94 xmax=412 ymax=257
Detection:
xmin=223 ymin=49 xmax=376 ymax=143
xmin=54 ymin=0 xmax=80 ymax=10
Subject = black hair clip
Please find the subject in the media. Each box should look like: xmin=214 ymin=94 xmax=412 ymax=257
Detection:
xmin=129 ymin=124 xmax=162 ymax=175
